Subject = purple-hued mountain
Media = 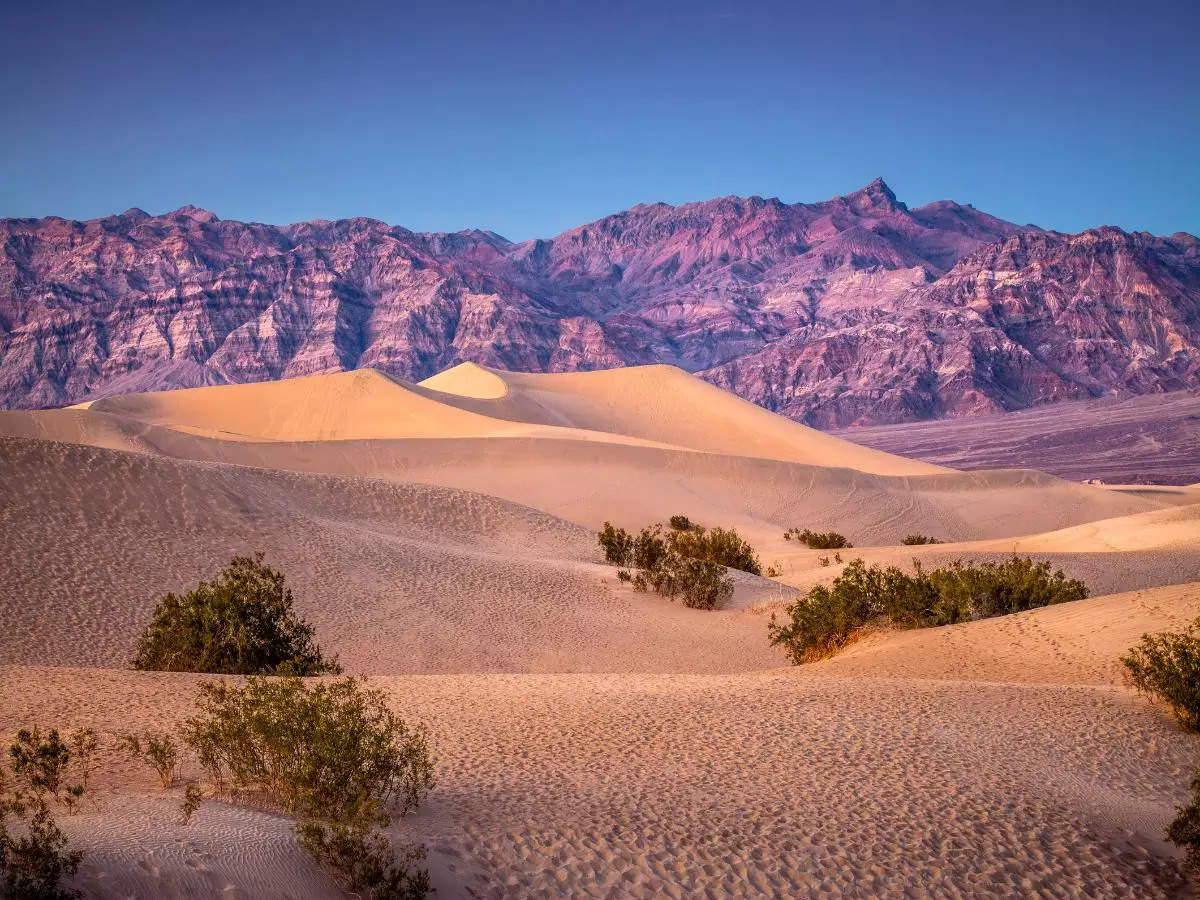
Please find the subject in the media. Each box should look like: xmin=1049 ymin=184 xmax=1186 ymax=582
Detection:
xmin=2 ymin=179 xmax=1198 ymax=425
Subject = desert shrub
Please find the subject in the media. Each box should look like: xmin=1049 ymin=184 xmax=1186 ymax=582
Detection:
xmin=770 ymin=556 xmax=1090 ymax=664
xmin=180 ymin=782 xmax=204 ymax=825
xmin=184 ymin=676 xmax=434 ymax=897
xmin=297 ymin=821 xmax=430 ymax=900
xmin=632 ymin=526 xmax=669 ymax=571
xmin=183 ymin=676 xmax=433 ymax=828
xmin=817 ymin=556 xmax=830 ymax=567
xmin=1122 ymin=618 xmax=1200 ymax=733
xmin=927 ymin=557 xmax=1088 ymax=620
xmin=765 ymin=563 xmax=782 ymax=578
xmin=132 ymin=553 xmax=341 ymax=676
xmin=1 ymin=727 xmax=92 ymax=899
xmin=117 ymin=732 xmax=179 ymax=789
xmin=669 ymin=526 xmax=761 ymax=575
xmin=665 ymin=556 xmax=735 ymax=610
xmin=785 ymin=528 xmax=852 ymax=549
xmin=0 ymin=799 xmax=80 ymax=900
xmin=901 ymin=534 xmax=943 ymax=545
xmin=599 ymin=519 xmax=757 ymax=611
xmin=1167 ymin=768 xmax=1200 ymax=873
xmin=598 ymin=523 xmax=633 ymax=566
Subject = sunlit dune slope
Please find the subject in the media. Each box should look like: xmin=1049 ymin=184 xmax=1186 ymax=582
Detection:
xmin=418 ymin=362 xmax=944 ymax=474
xmin=13 ymin=362 xmax=943 ymax=474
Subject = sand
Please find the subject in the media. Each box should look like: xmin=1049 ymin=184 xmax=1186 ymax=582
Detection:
xmin=2 ymin=364 xmax=1199 ymax=897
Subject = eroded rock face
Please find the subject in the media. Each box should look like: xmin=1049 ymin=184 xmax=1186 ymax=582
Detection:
xmin=2 ymin=180 xmax=1197 ymax=424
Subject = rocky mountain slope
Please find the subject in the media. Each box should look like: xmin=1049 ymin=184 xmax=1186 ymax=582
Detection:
xmin=2 ymin=180 xmax=1197 ymax=424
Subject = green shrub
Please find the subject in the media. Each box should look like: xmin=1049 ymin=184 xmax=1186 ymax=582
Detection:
xmin=901 ymin=534 xmax=944 ymax=545
xmin=297 ymin=821 xmax=430 ymax=900
xmin=598 ymin=519 xmax=758 ymax=610
xmin=770 ymin=556 xmax=1089 ymax=664
xmin=927 ymin=557 xmax=1088 ymax=620
xmin=117 ymin=732 xmax=179 ymax=789
xmin=180 ymin=782 xmax=204 ymax=826
xmin=669 ymin=526 xmax=761 ymax=575
xmin=1122 ymin=618 xmax=1200 ymax=733
xmin=1 ymin=727 xmax=92 ymax=899
xmin=132 ymin=553 xmax=341 ymax=676
xmin=0 ymin=799 xmax=80 ymax=900
xmin=1167 ymin=768 xmax=1200 ymax=873
xmin=785 ymin=529 xmax=853 ymax=549
xmin=183 ymin=676 xmax=434 ymax=897
xmin=598 ymin=523 xmax=633 ymax=566
xmin=183 ymin=676 xmax=433 ymax=829
xmin=632 ymin=526 xmax=669 ymax=572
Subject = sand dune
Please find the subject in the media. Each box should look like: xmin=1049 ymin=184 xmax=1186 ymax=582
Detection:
xmin=0 ymin=438 xmax=791 ymax=674
xmin=3 ymin=363 xmax=1200 ymax=897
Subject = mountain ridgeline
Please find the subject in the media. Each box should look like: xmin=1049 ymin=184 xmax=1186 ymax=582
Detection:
xmin=2 ymin=179 xmax=1197 ymax=425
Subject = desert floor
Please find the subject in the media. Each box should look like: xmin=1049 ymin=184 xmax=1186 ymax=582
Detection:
xmin=2 ymin=363 xmax=1198 ymax=898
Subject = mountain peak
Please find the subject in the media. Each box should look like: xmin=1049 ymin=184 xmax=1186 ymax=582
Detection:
xmin=844 ymin=177 xmax=906 ymax=214
xmin=168 ymin=205 xmax=219 ymax=222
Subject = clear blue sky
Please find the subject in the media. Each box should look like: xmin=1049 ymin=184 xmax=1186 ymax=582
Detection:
xmin=2 ymin=0 xmax=1197 ymax=239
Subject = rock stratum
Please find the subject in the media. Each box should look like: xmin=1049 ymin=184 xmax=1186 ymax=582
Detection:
xmin=3 ymin=179 xmax=1198 ymax=424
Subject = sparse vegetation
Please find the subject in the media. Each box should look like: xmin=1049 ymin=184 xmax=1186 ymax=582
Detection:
xmin=599 ymin=518 xmax=763 ymax=610
xmin=180 ymin=782 xmax=204 ymax=825
xmin=769 ymin=556 xmax=1089 ymax=664
xmin=118 ymin=732 xmax=179 ymax=789
xmin=132 ymin=553 xmax=341 ymax=676
xmin=784 ymin=528 xmax=852 ymax=549
xmin=183 ymin=676 xmax=432 ymax=826
xmin=901 ymin=534 xmax=944 ymax=545
xmin=297 ymin=821 xmax=430 ymax=900
xmin=598 ymin=523 xmax=634 ymax=566
xmin=1 ymin=727 xmax=92 ymax=899
xmin=1167 ymin=768 xmax=1200 ymax=874
xmin=1122 ymin=617 xmax=1200 ymax=733
xmin=183 ymin=675 xmax=434 ymax=896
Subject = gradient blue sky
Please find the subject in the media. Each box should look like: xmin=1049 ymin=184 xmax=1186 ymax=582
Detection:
xmin=3 ymin=0 xmax=1197 ymax=239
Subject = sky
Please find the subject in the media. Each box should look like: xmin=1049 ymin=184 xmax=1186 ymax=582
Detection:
xmin=2 ymin=0 xmax=1198 ymax=240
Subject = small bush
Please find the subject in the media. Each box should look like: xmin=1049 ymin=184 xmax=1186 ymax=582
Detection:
xmin=785 ymin=529 xmax=853 ymax=550
xmin=669 ymin=526 xmax=761 ymax=575
xmin=765 ymin=563 xmax=782 ymax=578
xmin=770 ymin=556 xmax=1089 ymax=664
xmin=297 ymin=821 xmax=430 ymax=900
xmin=632 ymin=525 xmax=669 ymax=572
xmin=1167 ymin=768 xmax=1200 ymax=873
xmin=180 ymin=782 xmax=204 ymax=825
xmin=598 ymin=523 xmax=633 ymax=566
xmin=183 ymin=676 xmax=433 ymax=829
xmin=2 ymin=727 xmax=91 ymax=899
xmin=597 ymin=519 xmax=761 ymax=611
xmin=183 ymin=676 xmax=434 ymax=898
xmin=132 ymin=553 xmax=341 ymax=676
xmin=1122 ymin=618 xmax=1200 ymax=733
xmin=901 ymin=534 xmax=944 ymax=545
xmin=118 ymin=732 xmax=179 ymax=789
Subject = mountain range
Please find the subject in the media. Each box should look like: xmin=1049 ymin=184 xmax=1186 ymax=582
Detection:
xmin=2 ymin=178 xmax=1198 ymax=425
